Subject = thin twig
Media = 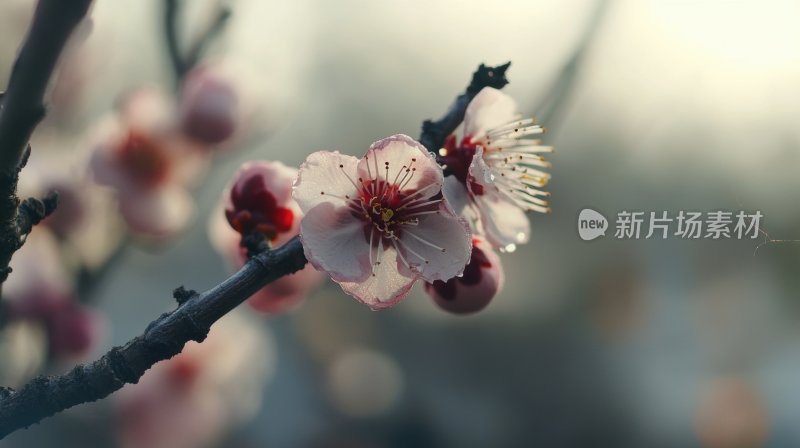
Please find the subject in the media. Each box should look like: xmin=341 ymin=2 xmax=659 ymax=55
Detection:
xmin=534 ymin=0 xmax=612 ymax=127
xmin=163 ymin=0 xmax=188 ymax=82
xmin=0 ymin=300 xmax=8 ymax=329
xmin=0 ymin=236 xmax=307 ymax=438
xmin=163 ymin=0 xmax=233 ymax=86
xmin=185 ymin=5 xmax=232 ymax=69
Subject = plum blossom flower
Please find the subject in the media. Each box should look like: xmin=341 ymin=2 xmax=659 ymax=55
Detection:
xmin=89 ymin=87 xmax=207 ymax=238
xmin=3 ymin=228 xmax=70 ymax=302
xmin=438 ymin=87 xmax=552 ymax=252
xmin=47 ymin=301 xmax=103 ymax=360
xmin=9 ymin=287 xmax=102 ymax=361
xmin=21 ymin=134 xmax=125 ymax=269
xmin=115 ymin=311 xmax=274 ymax=448
xmin=294 ymin=134 xmax=472 ymax=310
xmin=210 ymin=161 xmax=324 ymax=313
xmin=3 ymin=229 xmax=104 ymax=360
xmin=424 ymin=236 xmax=504 ymax=314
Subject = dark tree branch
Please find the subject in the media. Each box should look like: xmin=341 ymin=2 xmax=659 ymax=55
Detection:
xmin=0 ymin=0 xmax=93 ymax=286
xmin=0 ymin=236 xmax=307 ymax=439
xmin=419 ymin=62 xmax=510 ymax=153
xmin=0 ymin=0 xmax=91 ymax=170
xmin=163 ymin=0 xmax=232 ymax=86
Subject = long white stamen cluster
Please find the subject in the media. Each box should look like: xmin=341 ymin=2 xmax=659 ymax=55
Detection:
xmin=481 ymin=118 xmax=552 ymax=214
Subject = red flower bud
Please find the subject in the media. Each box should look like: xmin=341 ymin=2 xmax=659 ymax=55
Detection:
xmin=224 ymin=161 xmax=297 ymax=242
xmin=179 ymin=67 xmax=239 ymax=145
xmin=424 ymin=237 xmax=504 ymax=314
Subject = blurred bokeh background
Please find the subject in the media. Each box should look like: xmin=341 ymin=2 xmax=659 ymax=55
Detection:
xmin=2 ymin=0 xmax=800 ymax=446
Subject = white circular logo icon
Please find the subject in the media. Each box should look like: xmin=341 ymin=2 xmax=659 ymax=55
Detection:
xmin=578 ymin=208 xmax=608 ymax=241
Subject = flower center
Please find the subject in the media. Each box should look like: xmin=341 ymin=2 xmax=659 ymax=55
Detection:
xmin=437 ymin=134 xmax=476 ymax=185
xmin=116 ymin=131 xmax=171 ymax=188
xmin=166 ymin=355 xmax=202 ymax=390
xmin=357 ymin=180 xmax=427 ymax=237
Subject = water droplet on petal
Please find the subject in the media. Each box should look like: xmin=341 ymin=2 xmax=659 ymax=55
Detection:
xmin=503 ymin=243 xmax=517 ymax=253
xmin=515 ymin=232 xmax=526 ymax=243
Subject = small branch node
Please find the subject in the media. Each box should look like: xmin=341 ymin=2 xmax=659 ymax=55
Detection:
xmin=242 ymin=232 xmax=270 ymax=258
xmin=172 ymin=286 xmax=197 ymax=305
xmin=106 ymin=347 xmax=138 ymax=385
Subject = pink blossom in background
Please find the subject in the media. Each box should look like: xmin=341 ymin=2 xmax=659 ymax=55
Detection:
xmin=20 ymin=135 xmax=126 ymax=271
xmin=3 ymin=229 xmax=71 ymax=306
xmin=89 ymin=87 xmax=208 ymax=239
xmin=7 ymin=286 xmax=102 ymax=361
xmin=294 ymin=134 xmax=472 ymax=310
xmin=424 ymin=236 xmax=504 ymax=314
xmin=40 ymin=178 xmax=88 ymax=239
xmin=3 ymin=230 xmax=103 ymax=360
xmin=179 ymin=65 xmax=242 ymax=146
xmin=45 ymin=301 xmax=103 ymax=360
xmin=210 ymin=161 xmax=324 ymax=314
xmin=438 ymin=87 xmax=552 ymax=252
xmin=115 ymin=312 xmax=274 ymax=448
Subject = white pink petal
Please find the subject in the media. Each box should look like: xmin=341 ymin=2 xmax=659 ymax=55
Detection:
xmin=337 ymin=243 xmax=418 ymax=310
xmin=299 ymin=202 xmax=372 ymax=283
xmin=463 ymin=87 xmax=518 ymax=141
xmin=293 ymin=151 xmax=361 ymax=212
